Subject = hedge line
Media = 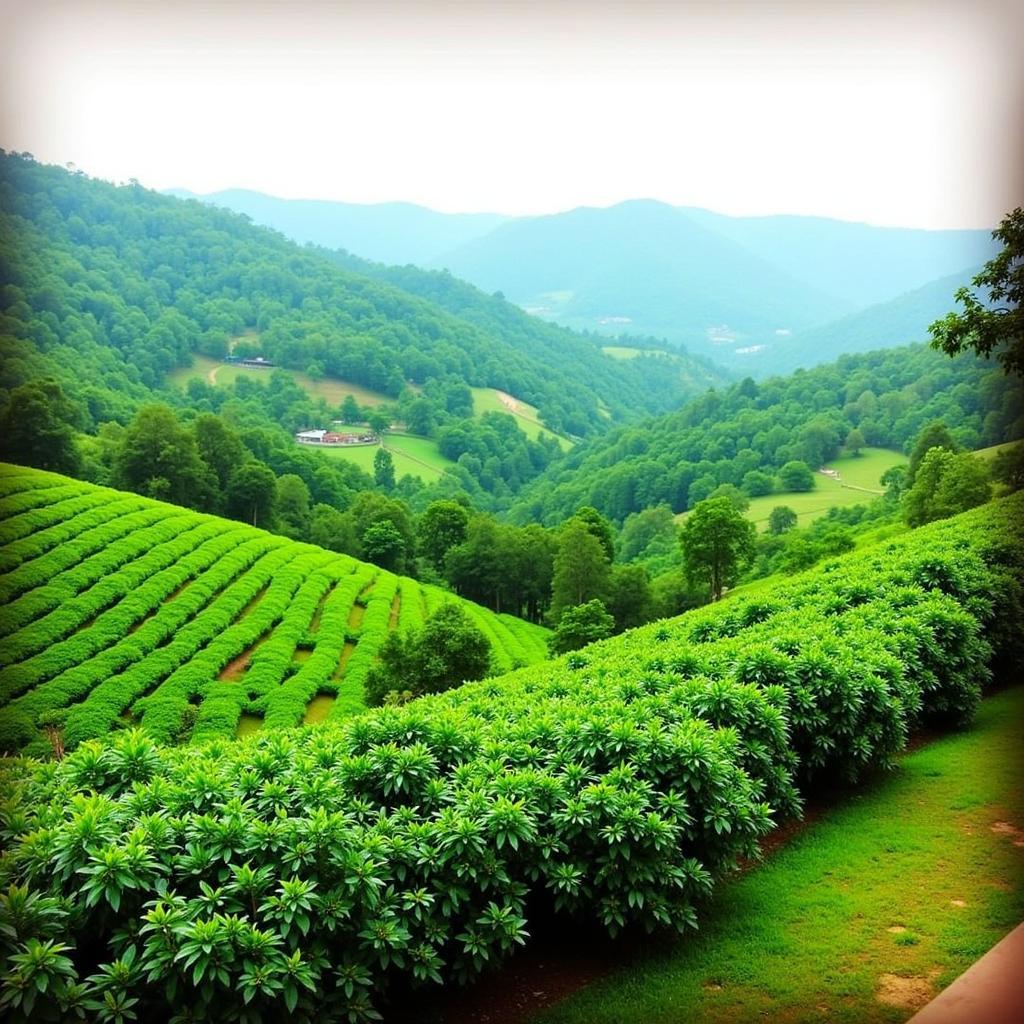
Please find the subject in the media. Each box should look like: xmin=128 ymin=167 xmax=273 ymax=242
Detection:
xmin=0 ymin=504 xmax=185 ymax=608
xmin=0 ymin=495 xmax=1018 ymax=1022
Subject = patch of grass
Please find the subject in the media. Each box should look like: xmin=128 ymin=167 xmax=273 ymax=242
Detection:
xmin=317 ymin=435 xmax=455 ymax=483
xmin=535 ymin=686 xmax=1024 ymax=1024
xmin=470 ymin=387 xmax=572 ymax=449
xmin=166 ymin=354 xmax=390 ymax=408
xmin=601 ymin=346 xmax=668 ymax=361
xmin=677 ymin=448 xmax=907 ymax=532
xmin=975 ymin=439 xmax=1023 ymax=462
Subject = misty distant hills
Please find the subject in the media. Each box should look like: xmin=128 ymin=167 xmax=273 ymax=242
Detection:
xmin=164 ymin=188 xmax=508 ymax=266
xmin=767 ymin=268 xmax=985 ymax=375
xmin=168 ymin=188 xmax=997 ymax=375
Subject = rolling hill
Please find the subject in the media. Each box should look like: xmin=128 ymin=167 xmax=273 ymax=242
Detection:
xmin=766 ymin=268 xmax=985 ymax=374
xmin=0 ymin=464 xmax=549 ymax=757
xmin=1 ymin=153 xmax=727 ymax=453
xmin=180 ymin=188 xmax=997 ymax=375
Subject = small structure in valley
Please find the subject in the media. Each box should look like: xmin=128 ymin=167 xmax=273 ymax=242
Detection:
xmin=295 ymin=428 xmax=377 ymax=446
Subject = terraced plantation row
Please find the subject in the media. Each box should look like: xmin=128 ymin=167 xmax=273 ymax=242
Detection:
xmin=0 ymin=464 xmax=550 ymax=756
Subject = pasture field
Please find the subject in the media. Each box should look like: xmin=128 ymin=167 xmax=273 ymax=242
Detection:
xmin=166 ymin=353 xmax=391 ymax=408
xmin=317 ymin=432 xmax=456 ymax=482
xmin=676 ymin=447 xmax=907 ymax=531
xmin=601 ymin=345 xmax=670 ymax=360
xmin=0 ymin=464 xmax=549 ymax=757
xmin=471 ymin=386 xmax=573 ymax=449
xmin=744 ymin=447 xmax=904 ymax=531
xmin=976 ymin=438 xmax=1023 ymax=462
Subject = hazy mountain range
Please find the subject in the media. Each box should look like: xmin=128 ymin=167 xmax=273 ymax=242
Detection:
xmin=169 ymin=188 xmax=996 ymax=374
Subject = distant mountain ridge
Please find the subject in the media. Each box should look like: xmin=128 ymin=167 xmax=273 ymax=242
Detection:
xmin=166 ymin=188 xmax=998 ymax=375
xmin=165 ymin=188 xmax=509 ymax=266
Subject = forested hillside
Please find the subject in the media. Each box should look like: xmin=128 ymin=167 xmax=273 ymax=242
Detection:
xmin=512 ymin=345 xmax=1023 ymax=524
xmin=0 ymin=152 xmax=723 ymax=441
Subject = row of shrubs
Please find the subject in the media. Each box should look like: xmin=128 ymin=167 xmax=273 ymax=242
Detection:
xmin=0 ymin=519 xmax=242 ymax=673
xmin=1 ymin=494 xmax=1019 ymax=1022
xmin=0 ymin=489 xmax=127 ymax=545
xmin=261 ymin=567 xmax=372 ymax=730
xmin=0 ymin=494 xmax=153 ymax=574
xmin=0 ymin=504 xmax=183 ymax=610
xmin=0 ymin=538 xmax=292 ymax=754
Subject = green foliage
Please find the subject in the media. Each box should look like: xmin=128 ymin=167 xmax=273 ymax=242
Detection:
xmin=903 ymin=448 xmax=992 ymax=526
xmin=0 ymin=380 xmax=81 ymax=477
xmin=680 ymin=497 xmax=756 ymax=602
xmin=372 ymin=448 xmax=395 ymax=491
xmin=930 ymin=207 xmax=1024 ymax=377
xmin=548 ymin=599 xmax=615 ymax=654
xmin=0 ymin=495 xmax=1019 ymax=1021
xmin=549 ymin=519 xmax=611 ymax=623
xmin=767 ymin=506 xmax=797 ymax=535
xmin=417 ymin=500 xmax=469 ymax=571
xmin=510 ymin=345 xmax=1022 ymax=525
xmin=906 ymin=420 xmax=959 ymax=487
xmin=365 ymin=604 xmax=492 ymax=705
xmin=778 ymin=460 xmax=814 ymax=492
xmin=0 ymin=466 xmax=549 ymax=753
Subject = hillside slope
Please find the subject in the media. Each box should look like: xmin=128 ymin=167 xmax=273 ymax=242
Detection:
xmin=0 ymin=464 xmax=549 ymax=757
xmin=768 ymin=267 xmax=984 ymax=373
xmin=0 ymin=154 xmax=723 ymax=442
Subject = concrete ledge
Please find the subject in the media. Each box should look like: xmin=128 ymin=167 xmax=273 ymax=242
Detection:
xmin=907 ymin=922 xmax=1024 ymax=1024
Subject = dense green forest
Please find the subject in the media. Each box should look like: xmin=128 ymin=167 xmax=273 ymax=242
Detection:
xmin=511 ymin=344 xmax=1023 ymax=524
xmin=0 ymin=151 xmax=723 ymax=442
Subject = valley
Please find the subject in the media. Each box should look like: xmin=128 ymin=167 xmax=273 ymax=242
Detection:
xmin=0 ymin=147 xmax=1021 ymax=1024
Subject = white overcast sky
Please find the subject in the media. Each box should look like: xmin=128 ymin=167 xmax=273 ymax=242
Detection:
xmin=1 ymin=0 xmax=1021 ymax=228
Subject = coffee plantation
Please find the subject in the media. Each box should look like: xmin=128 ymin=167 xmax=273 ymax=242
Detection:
xmin=0 ymin=470 xmax=1020 ymax=1022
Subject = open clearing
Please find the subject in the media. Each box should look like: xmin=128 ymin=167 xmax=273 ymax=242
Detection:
xmin=471 ymin=386 xmax=573 ymax=449
xmin=317 ymin=432 xmax=456 ymax=482
xmin=531 ymin=685 xmax=1024 ymax=1024
xmin=166 ymin=353 xmax=391 ymax=408
xmin=676 ymin=447 xmax=906 ymax=531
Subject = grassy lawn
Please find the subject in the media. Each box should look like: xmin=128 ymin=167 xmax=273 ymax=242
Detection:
xmin=699 ymin=448 xmax=905 ymax=532
xmin=318 ymin=433 xmax=455 ymax=483
xmin=535 ymin=685 xmax=1024 ymax=1024
xmin=166 ymin=354 xmax=390 ymax=407
xmin=471 ymin=386 xmax=572 ymax=449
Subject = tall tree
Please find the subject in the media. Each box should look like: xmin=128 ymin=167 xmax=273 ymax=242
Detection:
xmin=903 ymin=449 xmax=991 ymax=526
xmin=373 ymin=447 xmax=396 ymax=490
xmin=569 ymin=506 xmax=616 ymax=562
xmin=114 ymin=404 xmax=216 ymax=509
xmin=906 ymin=421 xmax=958 ymax=487
xmin=930 ymin=207 xmax=1023 ymax=377
xmin=193 ymin=414 xmax=246 ymax=501
xmin=680 ymin=496 xmax=756 ymax=602
xmin=275 ymin=474 xmax=311 ymax=539
xmin=225 ymin=460 xmax=277 ymax=529
xmin=417 ymin=500 xmax=469 ymax=571
xmin=0 ymin=379 xmax=81 ymax=475
xmin=549 ymin=519 xmax=611 ymax=623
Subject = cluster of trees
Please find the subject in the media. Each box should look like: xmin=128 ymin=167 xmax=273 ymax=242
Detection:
xmin=511 ymin=344 xmax=1023 ymax=524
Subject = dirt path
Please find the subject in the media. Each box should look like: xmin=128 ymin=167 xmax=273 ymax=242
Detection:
xmin=207 ymin=364 xmax=222 ymax=385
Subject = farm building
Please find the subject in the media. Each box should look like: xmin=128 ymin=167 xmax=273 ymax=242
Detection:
xmin=295 ymin=429 xmax=377 ymax=446
xmin=239 ymin=356 xmax=274 ymax=368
